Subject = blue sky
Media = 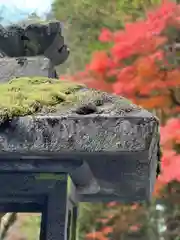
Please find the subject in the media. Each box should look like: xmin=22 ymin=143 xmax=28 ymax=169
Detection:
xmin=0 ymin=0 xmax=52 ymax=24
xmin=0 ymin=0 xmax=52 ymax=14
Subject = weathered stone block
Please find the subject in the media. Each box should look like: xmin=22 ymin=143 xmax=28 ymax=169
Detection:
xmin=0 ymin=57 xmax=57 ymax=82
xmin=0 ymin=21 xmax=69 ymax=65
xmin=0 ymin=77 xmax=160 ymax=202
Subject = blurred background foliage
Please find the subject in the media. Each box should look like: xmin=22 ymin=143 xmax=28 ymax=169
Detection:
xmin=52 ymin=0 xmax=161 ymax=74
xmin=2 ymin=0 xmax=177 ymax=240
xmin=51 ymin=1 xmax=163 ymax=240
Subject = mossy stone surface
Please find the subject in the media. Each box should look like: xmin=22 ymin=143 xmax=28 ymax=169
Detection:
xmin=0 ymin=76 xmax=157 ymax=154
xmin=0 ymin=77 xmax=84 ymax=123
xmin=0 ymin=76 xmax=140 ymax=123
xmin=20 ymin=20 xmax=59 ymax=26
xmin=0 ymin=77 xmax=159 ymax=201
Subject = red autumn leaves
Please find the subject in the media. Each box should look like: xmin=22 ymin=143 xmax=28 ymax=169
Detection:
xmin=80 ymin=1 xmax=180 ymax=111
xmin=62 ymin=1 xmax=180 ymax=239
xmin=71 ymin=0 xmax=180 ymax=190
xmin=158 ymin=119 xmax=180 ymax=184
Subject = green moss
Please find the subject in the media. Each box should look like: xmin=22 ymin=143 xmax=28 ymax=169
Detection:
xmin=0 ymin=76 xmax=137 ymax=124
xmin=0 ymin=77 xmax=84 ymax=122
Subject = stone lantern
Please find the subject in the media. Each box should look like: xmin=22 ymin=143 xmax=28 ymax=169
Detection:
xmin=0 ymin=22 xmax=160 ymax=240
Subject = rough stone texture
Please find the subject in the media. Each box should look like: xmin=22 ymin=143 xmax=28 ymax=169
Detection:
xmin=0 ymin=86 xmax=160 ymax=201
xmin=0 ymin=21 xmax=61 ymax=57
xmin=0 ymin=57 xmax=50 ymax=82
xmin=0 ymin=91 xmax=157 ymax=153
xmin=0 ymin=21 xmax=69 ymax=66
xmin=0 ymin=115 xmax=156 ymax=152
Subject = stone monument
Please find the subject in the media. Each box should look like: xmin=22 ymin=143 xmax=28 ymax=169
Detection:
xmin=0 ymin=21 xmax=69 ymax=81
xmin=0 ymin=77 xmax=160 ymax=239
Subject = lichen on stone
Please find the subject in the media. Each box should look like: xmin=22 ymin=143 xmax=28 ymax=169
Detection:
xmin=0 ymin=76 xmax=159 ymax=157
xmin=21 ymin=19 xmax=58 ymax=26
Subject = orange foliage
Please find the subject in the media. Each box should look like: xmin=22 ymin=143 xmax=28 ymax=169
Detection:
xmin=86 ymin=231 xmax=109 ymax=240
xmin=60 ymin=1 xmax=180 ymax=239
xmin=73 ymin=1 xmax=180 ymax=111
xmin=135 ymin=95 xmax=171 ymax=109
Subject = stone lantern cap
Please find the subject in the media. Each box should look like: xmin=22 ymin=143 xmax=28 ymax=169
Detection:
xmin=0 ymin=21 xmax=69 ymax=66
xmin=0 ymin=77 xmax=160 ymax=202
